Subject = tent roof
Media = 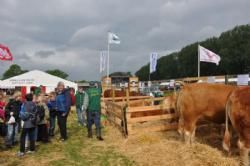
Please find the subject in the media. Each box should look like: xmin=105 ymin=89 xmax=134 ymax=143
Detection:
xmin=0 ymin=70 xmax=77 ymax=88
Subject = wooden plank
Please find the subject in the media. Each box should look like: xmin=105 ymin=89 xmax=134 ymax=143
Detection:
xmin=102 ymin=96 xmax=151 ymax=101
xmin=106 ymin=110 xmax=122 ymax=119
xmin=127 ymin=113 xmax=177 ymax=124
xmin=105 ymin=101 xmax=125 ymax=110
xmin=127 ymin=105 xmax=173 ymax=113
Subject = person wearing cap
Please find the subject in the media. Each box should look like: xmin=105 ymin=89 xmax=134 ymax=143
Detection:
xmin=56 ymin=81 xmax=71 ymax=141
xmin=86 ymin=82 xmax=103 ymax=141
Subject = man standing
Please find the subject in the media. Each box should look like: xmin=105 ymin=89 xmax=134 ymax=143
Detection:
xmin=56 ymin=82 xmax=71 ymax=141
xmin=86 ymin=82 xmax=103 ymax=141
xmin=75 ymin=87 xmax=88 ymax=126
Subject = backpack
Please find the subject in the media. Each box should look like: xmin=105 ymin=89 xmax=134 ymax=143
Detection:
xmin=19 ymin=103 xmax=30 ymax=121
xmin=36 ymin=105 xmax=45 ymax=123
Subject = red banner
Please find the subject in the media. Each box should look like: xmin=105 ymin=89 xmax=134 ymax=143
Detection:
xmin=0 ymin=44 xmax=13 ymax=61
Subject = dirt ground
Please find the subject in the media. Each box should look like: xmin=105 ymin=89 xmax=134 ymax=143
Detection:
xmin=0 ymin=114 xmax=240 ymax=166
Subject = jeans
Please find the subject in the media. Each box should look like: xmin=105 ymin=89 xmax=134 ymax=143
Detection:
xmin=49 ymin=114 xmax=56 ymax=136
xmin=57 ymin=112 xmax=67 ymax=140
xmin=20 ymin=127 xmax=36 ymax=153
xmin=5 ymin=123 xmax=19 ymax=146
xmin=76 ymin=107 xmax=86 ymax=126
xmin=87 ymin=111 xmax=101 ymax=137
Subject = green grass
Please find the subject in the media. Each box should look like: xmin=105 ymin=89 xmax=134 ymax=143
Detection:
xmin=0 ymin=114 xmax=135 ymax=166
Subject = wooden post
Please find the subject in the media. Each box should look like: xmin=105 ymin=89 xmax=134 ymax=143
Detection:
xmin=112 ymin=87 xmax=115 ymax=102
xmin=126 ymin=88 xmax=130 ymax=107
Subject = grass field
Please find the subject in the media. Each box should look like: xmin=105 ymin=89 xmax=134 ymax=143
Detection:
xmin=0 ymin=112 xmax=135 ymax=166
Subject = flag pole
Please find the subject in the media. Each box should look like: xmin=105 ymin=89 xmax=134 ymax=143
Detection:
xmin=198 ymin=44 xmax=200 ymax=78
xmin=107 ymin=33 xmax=110 ymax=78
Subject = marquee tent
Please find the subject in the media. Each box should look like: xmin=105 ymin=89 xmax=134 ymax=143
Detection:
xmin=0 ymin=70 xmax=77 ymax=93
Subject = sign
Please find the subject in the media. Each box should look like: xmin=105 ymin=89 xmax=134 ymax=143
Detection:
xmin=9 ymin=79 xmax=35 ymax=85
xmin=207 ymin=76 xmax=215 ymax=83
xmin=237 ymin=74 xmax=249 ymax=86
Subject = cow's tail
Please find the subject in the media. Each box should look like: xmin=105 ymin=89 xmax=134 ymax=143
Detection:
xmin=223 ymin=98 xmax=232 ymax=153
xmin=176 ymin=91 xmax=184 ymax=136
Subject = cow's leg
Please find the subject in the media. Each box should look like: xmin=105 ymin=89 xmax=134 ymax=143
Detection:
xmin=238 ymin=140 xmax=249 ymax=166
xmin=191 ymin=127 xmax=196 ymax=144
xmin=183 ymin=121 xmax=196 ymax=145
xmin=178 ymin=117 xmax=184 ymax=138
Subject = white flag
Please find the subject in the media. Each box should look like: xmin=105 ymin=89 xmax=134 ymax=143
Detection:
xmin=100 ymin=51 xmax=106 ymax=73
xmin=150 ymin=52 xmax=158 ymax=73
xmin=199 ymin=45 xmax=221 ymax=65
xmin=108 ymin=32 xmax=120 ymax=44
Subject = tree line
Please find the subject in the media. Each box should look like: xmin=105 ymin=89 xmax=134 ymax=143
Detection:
xmin=135 ymin=24 xmax=250 ymax=81
xmin=1 ymin=64 xmax=69 ymax=80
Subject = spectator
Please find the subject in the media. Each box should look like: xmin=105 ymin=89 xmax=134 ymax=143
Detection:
xmin=75 ymin=87 xmax=88 ymax=126
xmin=18 ymin=93 xmax=37 ymax=157
xmin=36 ymin=95 xmax=49 ymax=143
xmin=5 ymin=91 xmax=22 ymax=148
xmin=56 ymin=82 xmax=71 ymax=141
xmin=47 ymin=92 xmax=57 ymax=137
xmin=86 ymin=82 xmax=104 ymax=141
xmin=0 ymin=92 xmax=6 ymax=137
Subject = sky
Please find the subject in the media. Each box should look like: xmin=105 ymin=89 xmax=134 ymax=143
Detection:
xmin=0 ymin=0 xmax=249 ymax=81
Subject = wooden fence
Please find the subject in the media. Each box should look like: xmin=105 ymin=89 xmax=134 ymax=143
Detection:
xmin=101 ymin=95 xmax=178 ymax=137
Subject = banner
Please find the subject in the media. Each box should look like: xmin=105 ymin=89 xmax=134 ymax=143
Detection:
xmin=150 ymin=52 xmax=158 ymax=73
xmin=0 ymin=44 xmax=13 ymax=61
xmin=237 ymin=74 xmax=249 ymax=86
xmin=108 ymin=32 xmax=120 ymax=44
xmin=100 ymin=51 xmax=106 ymax=73
xmin=207 ymin=76 xmax=215 ymax=83
xmin=199 ymin=45 xmax=220 ymax=65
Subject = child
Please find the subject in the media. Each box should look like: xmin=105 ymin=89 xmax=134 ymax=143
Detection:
xmin=36 ymin=95 xmax=49 ymax=143
xmin=5 ymin=91 xmax=22 ymax=148
xmin=18 ymin=93 xmax=37 ymax=157
xmin=47 ymin=92 xmax=57 ymax=137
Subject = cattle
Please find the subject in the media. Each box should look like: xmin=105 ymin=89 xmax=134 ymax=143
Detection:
xmin=177 ymin=83 xmax=236 ymax=144
xmin=223 ymin=87 xmax=250 ymax=166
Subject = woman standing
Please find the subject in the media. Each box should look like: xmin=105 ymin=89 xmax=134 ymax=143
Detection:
xmin=5 ymin=91 xmax=22 ymax=148
xmin=56 ymin=82 xmax=71 ymax=141
xmin=36 ymin=95 xmax=49 ymax=143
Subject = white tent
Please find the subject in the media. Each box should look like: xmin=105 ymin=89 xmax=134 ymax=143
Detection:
xmin=0 ymin=70 xmax=77 ymax=93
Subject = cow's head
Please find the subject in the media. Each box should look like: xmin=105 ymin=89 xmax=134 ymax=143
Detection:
xmin=162 ymin=94 xmax=177 ymax=113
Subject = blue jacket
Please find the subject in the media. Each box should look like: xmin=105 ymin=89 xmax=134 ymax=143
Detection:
xmin=56 ymin=89 xmax=71 ymax=113
xmin=47 ymin=100 xmax=57 ymax=110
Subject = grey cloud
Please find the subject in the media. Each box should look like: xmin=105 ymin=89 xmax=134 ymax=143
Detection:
xmin=0 ymin=0 xmax=250 ymax=81
xmin=35 ymin=50 xmax=55 ymax=58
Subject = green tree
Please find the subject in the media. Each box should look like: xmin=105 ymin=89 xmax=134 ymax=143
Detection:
xmin=109 ymin=72 xmax=133 ymax=77
xmin=136 ymin=24 xmax=250 ymax=80
xmin=2 ymin=64 xmax=28 ymax=79
xmin=46 ymin=69 xmax=68 ymax=79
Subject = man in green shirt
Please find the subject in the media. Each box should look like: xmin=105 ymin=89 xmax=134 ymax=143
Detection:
xmin=75 ymin=87 xmax=88 ymax=126
xmin=86 ymin=82 xmax=103 ymax=141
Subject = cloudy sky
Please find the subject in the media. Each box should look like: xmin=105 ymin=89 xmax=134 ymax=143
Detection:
xmin=0 ymin=0 xmax=249 ymax=81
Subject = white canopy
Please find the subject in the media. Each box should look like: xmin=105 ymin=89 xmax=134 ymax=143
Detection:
xmin=0 ymin=70 xmax=77 ymax=92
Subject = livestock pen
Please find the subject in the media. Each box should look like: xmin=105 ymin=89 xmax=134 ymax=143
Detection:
xmin=101 ymin=90 xmax=178 ymax=137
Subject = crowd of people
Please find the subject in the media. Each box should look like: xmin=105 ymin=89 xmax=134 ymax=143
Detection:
xmin=0 ymin=81 xmax=103 ymax=157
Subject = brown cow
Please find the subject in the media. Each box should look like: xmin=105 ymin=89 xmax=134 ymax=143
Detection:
xmin=223 ymin=87 xmax=250 ymax=166
xmin=177 ymin=83 xmax=236 ymax=144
